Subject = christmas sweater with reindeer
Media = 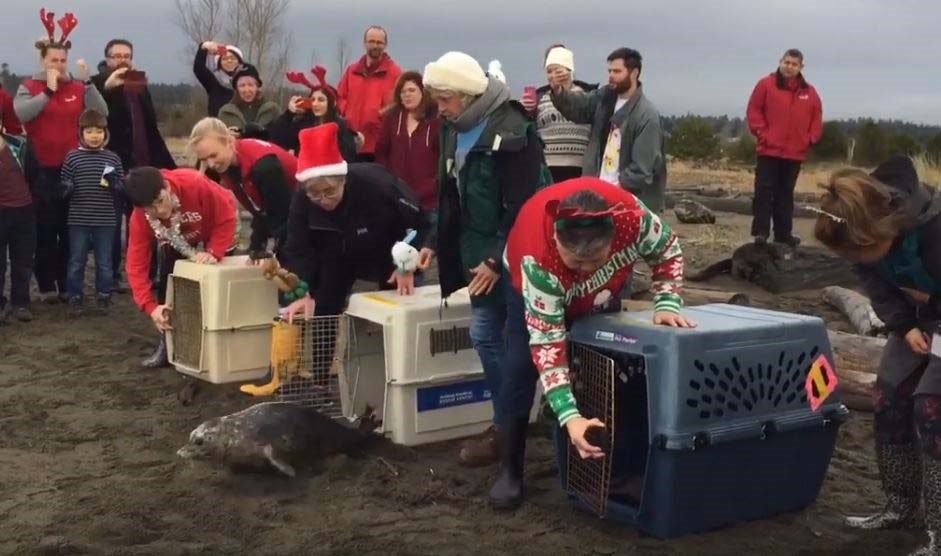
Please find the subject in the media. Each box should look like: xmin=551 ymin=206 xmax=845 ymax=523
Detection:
xmin=505 ymin=178 xmax=684 ymax=426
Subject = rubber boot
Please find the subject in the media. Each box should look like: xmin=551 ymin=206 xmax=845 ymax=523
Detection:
xmin=488 ymin=418 xmax=528 ymax=510
xmin=142 ymin=335 xmax=170 ymax=368
xmin=910 ymin=458 xmax=941 ymax=556
xmin=846 ymin=442 xmax=922 ymax=529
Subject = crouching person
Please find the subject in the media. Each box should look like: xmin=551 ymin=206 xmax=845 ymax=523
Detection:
xmin=124 ymin=166 xmax=238 ymax=367
xmin=814 ymin=157 xmax=941 ymax=556
xmin=280 ymin=122 xmax=428 ymax=321
xmin=496 ymin=177 xmax=696 ymax=510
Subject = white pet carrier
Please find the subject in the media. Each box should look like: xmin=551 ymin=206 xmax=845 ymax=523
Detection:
xmin=166 ymin=255 xmax=278 ymax=383
xmin=340 ymin=285 xmax=541 ymax=446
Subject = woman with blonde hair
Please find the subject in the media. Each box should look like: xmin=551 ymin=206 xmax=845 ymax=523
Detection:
xmin=815 ymin=156 xmax=941 ymax=556
xmin=188 ymin=117 xmax=296 ymax=254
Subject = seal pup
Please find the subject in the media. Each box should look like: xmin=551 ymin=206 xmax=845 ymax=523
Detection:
xmin=177 ymin=402 xmax=376 ymax=477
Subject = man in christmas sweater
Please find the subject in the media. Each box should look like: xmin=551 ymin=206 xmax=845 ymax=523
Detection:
xmin=492 ymin=176 xmax=696 ymax=510
xmin=124 ymin=166 xmax=238 ymax=367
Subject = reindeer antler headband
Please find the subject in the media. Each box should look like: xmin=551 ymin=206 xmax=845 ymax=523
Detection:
xmin=285 ymin=65 xmax=337 ymax=99
xmin=36 ymin=8 xmax=79 ymax=50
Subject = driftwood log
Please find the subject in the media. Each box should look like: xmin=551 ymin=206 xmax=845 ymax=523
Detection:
xmin=665 ymin=193 xmax=817 ymax=219
xmin=821 ymin=286 xmax=887 ymax=337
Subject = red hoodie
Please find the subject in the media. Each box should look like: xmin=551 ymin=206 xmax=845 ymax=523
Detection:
xmin=374 ymin=108 xmax=441 ymax=210
xmin=337 ymin=54 xmax=402 ymax=155
xmin=126 ymin=169 xmax=238 ymax=314
xmin=747 ymin=72 xmax=823 ymax=162
xmin=0 ymin=86 xmax=23 ymax=135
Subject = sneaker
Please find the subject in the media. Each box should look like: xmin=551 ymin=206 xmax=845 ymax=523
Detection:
xmin=753 ymin=235 xmax=768 ymax=246
xmin=774 ymin=235 xmax=801 ymax=248
xmin=96 ymin=296 xmax=112 ymax=314
xmin=12 ymin=307 xmax=32 ymax=322
xmin=67 ymin=297 xmax=84 ymax=318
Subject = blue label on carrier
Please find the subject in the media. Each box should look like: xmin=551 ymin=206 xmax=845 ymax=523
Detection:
xmin=416 ymin=379 xmax=491 ymax=412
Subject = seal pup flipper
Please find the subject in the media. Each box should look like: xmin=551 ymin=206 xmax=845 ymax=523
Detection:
xmin=263 ymin=445 xmax=296 ymax=477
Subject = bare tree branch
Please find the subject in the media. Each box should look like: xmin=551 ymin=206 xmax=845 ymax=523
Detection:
xmin=335 ymin=36 xmax=352 ymax=80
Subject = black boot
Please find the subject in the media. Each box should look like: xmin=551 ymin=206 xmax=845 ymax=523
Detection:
xmin=488 ymin=418 xmax=528 ymax=510
xmin=142 ymin=335 xmax=170 ymax=368
xmin=846 ymin=442 xmax=922 ymax=529
xmin=911 ymin=458 xmax=941 ymax=556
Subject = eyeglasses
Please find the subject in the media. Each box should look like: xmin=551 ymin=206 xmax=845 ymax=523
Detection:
xmin=306 ymin=186 xmax=342 ymax=202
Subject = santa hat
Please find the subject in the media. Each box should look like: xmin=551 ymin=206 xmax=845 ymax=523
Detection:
xmin=212 ymin=45 xmax=245 ymax=69
xmin=295 ymin=123 xmax=348 ymax=182
xmin=545 ymin=46 xmax=575 ymax=73
xmin=423 ymin=52 xmax=488 ymax=96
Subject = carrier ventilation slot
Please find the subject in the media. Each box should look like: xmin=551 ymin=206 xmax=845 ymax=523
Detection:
xmin=686 ymin=348 xmax=819 ymax=421
xmin=429 ymin=326 xmax=473 ymax=356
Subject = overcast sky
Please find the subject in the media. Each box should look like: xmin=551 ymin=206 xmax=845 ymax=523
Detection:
xmin=2 ymin=0 xmax=939 ymax=125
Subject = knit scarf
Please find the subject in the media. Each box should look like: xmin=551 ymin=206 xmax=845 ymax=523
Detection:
xmin=145 ymin=194 xmax=198 ymax=259
xmin=448 ymin=77 xmax=511 ymax=133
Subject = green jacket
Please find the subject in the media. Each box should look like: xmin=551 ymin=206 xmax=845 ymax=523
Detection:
xmin=434 ymin=101 xmax=552 ymax=307
xmin=551 ymin=84 xmax=666 ymax=212
xmin=218 ymin=97 xmax=281 ymax=136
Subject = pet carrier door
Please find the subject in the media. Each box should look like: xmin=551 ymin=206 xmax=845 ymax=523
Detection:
xmin=567 ymin=343 xmax=617 ymax=517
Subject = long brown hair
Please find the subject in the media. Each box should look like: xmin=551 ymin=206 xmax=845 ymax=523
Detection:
xmin=390 ymin=71 xmax=434 ymax=118
xmin=814 ymin=168 xmax=904 ymax=252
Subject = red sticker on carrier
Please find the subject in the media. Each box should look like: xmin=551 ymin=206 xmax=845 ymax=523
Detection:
xmin=806 ymin=355 xmax=838 ymax=411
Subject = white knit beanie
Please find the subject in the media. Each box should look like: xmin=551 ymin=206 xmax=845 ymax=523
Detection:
xmin=423 ymin=52 xmax=489 ymax=96
xmin=545 ymin=46 xmax=575 ymax=73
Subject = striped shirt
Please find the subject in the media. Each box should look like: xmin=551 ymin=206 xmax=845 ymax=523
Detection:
xmin=61 ymin=148 xmax=124 ymax=227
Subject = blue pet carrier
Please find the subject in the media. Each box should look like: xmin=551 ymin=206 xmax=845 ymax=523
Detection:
xmin=556 ymin=304 xmax=848 ymax=539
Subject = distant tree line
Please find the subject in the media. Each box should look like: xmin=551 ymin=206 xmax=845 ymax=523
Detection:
xmin=662 ymin=114 xmax=941 ymax=166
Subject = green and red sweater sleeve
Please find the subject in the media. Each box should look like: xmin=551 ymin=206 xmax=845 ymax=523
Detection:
xmin=636 ymin=205 xmax=684 ymax=313
xmin=520 ymin=256 xmax=581 ymax=427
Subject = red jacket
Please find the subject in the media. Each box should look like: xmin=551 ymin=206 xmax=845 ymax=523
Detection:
xmin=20 ymin=79 xmax=87 ymax=167
xmin=374 ymin=108 xmax=441 ymax=210
xmin=126 ymin=169 xmax=238 ymax=314
xmin=222 ymin=138 xmax=297 ymax=210
xmin=0 ymin=86 xmax=23 ymax=135
xmin=337 ymin=54 xmax=402 ymax=155
xmin=747 ymin=72 xmax=823 ymax=162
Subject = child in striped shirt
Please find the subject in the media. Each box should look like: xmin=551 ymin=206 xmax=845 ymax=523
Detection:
xmin=61 ymin=109 xmax=125 ymax=315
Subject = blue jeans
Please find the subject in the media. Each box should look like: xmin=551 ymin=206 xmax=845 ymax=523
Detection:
xmin=67 ymin=225 xmax=116 ymax=299
xmin=499 ymin=284 xmax=541 ymax=423
xmin=470 ymin=301 xmax=508 ymax=427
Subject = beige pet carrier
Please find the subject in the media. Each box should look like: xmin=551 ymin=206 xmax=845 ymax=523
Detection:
xmin=166 ymin=255 xmax=278 ymax=383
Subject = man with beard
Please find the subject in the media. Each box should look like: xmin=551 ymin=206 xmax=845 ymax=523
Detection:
xmin=337 ymin=26 xmax=402 ymax=162
xmin=746 ymin=49 xmax=822 ymax=247
xmin=92 ymin=38 xmax=176 ymax=292
xmin=549 ymin=48 xmax=666 ymax=213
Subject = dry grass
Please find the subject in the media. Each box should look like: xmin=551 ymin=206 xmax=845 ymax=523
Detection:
xmin=667 ymin=159 xmax=841 ymax=195
xmin=669 ymin=155 xmax=941 ymax=195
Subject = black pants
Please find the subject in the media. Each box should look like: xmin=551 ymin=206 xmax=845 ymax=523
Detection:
xmin=354 ymin=153 xmax=375 ymax=163
xmin=549 ymin=166 xmax=582 ymax=184
xmin=751 ymin=155 xmax=802 ymax=240
xmin=0 ymin=205 xmax=36 ymax=309
xmin=33 ymin=196 xmax=69 ymax=294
